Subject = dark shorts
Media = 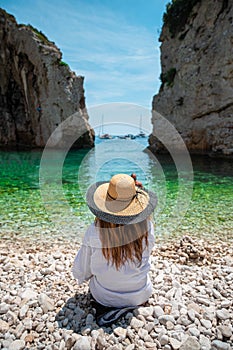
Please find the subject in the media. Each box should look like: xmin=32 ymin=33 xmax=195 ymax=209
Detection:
xmin=90 ymin=295 xmax=115 ymax=317
xmin=90 ymin=295 xmax=146 ymax=326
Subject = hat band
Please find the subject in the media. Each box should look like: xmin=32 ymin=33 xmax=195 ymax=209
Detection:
xmin=107 ymin=191 xmax=136 ymax=202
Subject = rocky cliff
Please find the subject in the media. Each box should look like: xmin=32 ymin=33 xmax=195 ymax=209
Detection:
xmin=150 ymin=0 xmax=233 ymax=157
xmin=0 ymin=9 xmax=94 ymax=149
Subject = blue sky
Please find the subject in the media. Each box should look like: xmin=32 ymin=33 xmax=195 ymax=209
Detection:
xmin=1 ymin=0 xmax=168 ymax=133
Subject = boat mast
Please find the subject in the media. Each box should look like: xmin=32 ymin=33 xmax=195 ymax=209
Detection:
xmin=102 ymin=114 xmax=104 ymax=135
xmin=99 ymin=114 xmax=104 ymax=136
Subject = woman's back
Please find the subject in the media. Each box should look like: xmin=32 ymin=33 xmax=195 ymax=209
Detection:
xmin=73 ymin=220 xmax=155 ymax=307
xmin=73 ymin=173 xmax=157 ymax=308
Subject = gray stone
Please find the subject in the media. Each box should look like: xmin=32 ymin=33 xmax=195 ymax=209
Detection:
xmin=187 ymin=309 xmax=195 ymax=322
xmin=85 ymin=313 xmax=94 ymax=326
xmin=81 ymin=327 xmax=91 ymax=336
xmin=216 ymin=309 xmax=230 ymax=320
xmin=125 ymin=345 xmax=135 ymax=350
xmin=188 ymin=327 xmax=200 ymax=337
xmin=138 ymin=328 xmax=148 ymax=340
xmin=200 ymin=318 xmax=212 ymax=329
xmin=53 ymin=331 xmax=62 ymax=342
xmin=59 ymin=339 xmax=66 ymax=349
xmin=14 ymin=323 xmax=25 ymax=338
xmin=199 ymin=335 xmax=211 ymax=350
xmin=0 ymin=303 xmax=9 ymax=314
xmin=196 ymin=297 xmax=210 ymax=306
xmin=145 ymin=322 xmax=155 ymax=333
xmin=126 ymin=328 xmax=135 ymax=340
xmin=158 ymin=315 xmax=176 ymax=325
xmin=36 ymin=323 xmax=45 ymax=333
xmin=65 ymin=336 xmax=75 ymax=350
xmin=62 ymin=318 xmax=69 ymax=327
xmin=203 ymin=310 xmax=215 ymax=321
xmin=38 ymin=293 xmax=54 ymax=313
xmin=166 ymin=321 xmax=174 ymax=330
xmin=23 ymin=318 xmax=33 ymax=330
xmin=74 ymin=306 xmax=85 ymax=321
xmin=187 ymin=303 xmax=201 ymax=314
xmin=144 ymin=342 xmax=157 ymax=349
xmin=160 ymin=334 xmax=169 ymax=345
xmin=113 ymin=327 xmax=127 ymax=339
xmin=154 ymin=272 xmax=164 ymax=283
xmin=225 ymin=272 xmax=233 ymax=281
xmin=20 ymin=330 xmax=28 ymax=341
xmin=125 ymin=312 xmax=134 ymax=320
xmin=218 ymin=325 xmax=232 ymax=338
xmin=73 ymin=336 xmax=91 ymax=350
xmin=171 ymin=265 xmax=181 ymax=275
xmin=6 ymin=310 xmax=17 ymax=325
xmin=220 ymin=300 xmax=232 ymax=308
xmin=165 ymin=287 xmax=175 ymax=299
xmin=169 ymin=337 xmax=182 ymax=349
xmin=97 ymin=335 xmax=108 ymax=348
xmin=0 ymin=320 xmax=9 ymax=333
xmin=174 ymin=288 xmax=183 ymax=301
xmin=20 ymin=289 xmax=38 ymax=301
xmin=53 ymin=251 xmax=62 ymax=259
xmin=55 ymin=264 xmax=64 ymax=272
xmin=2 ymin=339 xmax=12 ymax=349
xmin=46 ymin=321 xmax=55 ymax=332
xmin=153 ymin=305 xmax=164 ymax=318
xmin=144 ymin=334 xmax=154 ymax=343
xmin=211 ymin=340 xmax=230 ymax=350
xmin=8 ymin=340 xmax=25 ymax=350
xmin=130 ymin=317 xmax=144 ymax=330
xmin=179 ymin=336 xmax=200 ymax=350
xmin=212 ymin=289 xmax=222 ymax=299
xmin=19 ymin=304 xmax=29 ymax=319
xmin=137 ymin=306 xmax=154 ymax=317
xmin=67 ymin=302 xmax=77 ymax=310
xmin=177 ymin=315 xmax=192 ymax=326
xmin=164 ymin=346 xmax=171 ymax=350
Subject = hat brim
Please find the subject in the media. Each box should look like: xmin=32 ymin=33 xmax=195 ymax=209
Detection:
xmin=86 ymin=181 xmax=157 ymax=225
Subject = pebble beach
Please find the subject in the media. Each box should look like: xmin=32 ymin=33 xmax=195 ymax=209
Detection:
xmin=0 ymin=232 xmax=233 ymax=350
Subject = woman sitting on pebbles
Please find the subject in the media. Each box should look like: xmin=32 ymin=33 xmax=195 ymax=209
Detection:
xmin=72 ymin=173 xmax=157 ymax=326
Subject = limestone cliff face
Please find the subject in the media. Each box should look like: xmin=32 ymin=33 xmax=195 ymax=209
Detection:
xmin=0 ymin=9 xmax=94 ymax=149
xmin=150 ymin=0 xmax=233 ymax=156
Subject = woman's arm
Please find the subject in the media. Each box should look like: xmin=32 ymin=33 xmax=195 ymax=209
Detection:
xmin=148 ymin=220 xmax=155 ymax=252
xmin=72 ymin=243 xmax=93 ymax=284
xmin=72 ymin=223 xmax=95 ymax=286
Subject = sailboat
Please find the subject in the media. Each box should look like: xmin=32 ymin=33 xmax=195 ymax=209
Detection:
xmin=136 ymin=114 xmax=146 ymax=138
xmin=99 ymin=114 xmax=112 ymax=139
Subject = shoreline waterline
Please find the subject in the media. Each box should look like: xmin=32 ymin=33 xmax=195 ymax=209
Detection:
xmin=0 ymin=141 xmax=233 ymax=242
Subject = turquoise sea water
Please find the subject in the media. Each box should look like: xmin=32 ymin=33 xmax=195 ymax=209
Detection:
xmin=0 ymin=137 xmax=233 ymax=242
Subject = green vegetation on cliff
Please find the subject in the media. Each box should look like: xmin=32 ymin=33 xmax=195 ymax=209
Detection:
xmin=59 ymin=61 xmax=69 ymax=67
xmin=18 ymin=23 xmax=52 ymax=45
xmin=160 ymin=67 xmax=176 ymax=87
xmin=163 ymin=0 xmax=201 ymax=37
xmin=26 ymin=24 xmax=51 ymax=44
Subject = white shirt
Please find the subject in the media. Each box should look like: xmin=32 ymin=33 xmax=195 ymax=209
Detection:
xmin=72 ymin=221 xmax=155 ymax=307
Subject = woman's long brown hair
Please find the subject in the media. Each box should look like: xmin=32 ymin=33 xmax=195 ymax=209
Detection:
xmin=95 ymin=217 xmax=149 ymax=270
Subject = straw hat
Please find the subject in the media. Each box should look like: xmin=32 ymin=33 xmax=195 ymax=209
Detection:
xmin=86 ymin=174 xmax=157 ymax=224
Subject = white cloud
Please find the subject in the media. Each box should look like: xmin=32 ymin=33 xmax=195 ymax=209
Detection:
xmin=4 ymin=0 xmax=162 ymax=107
xmin=42 ymin=1 xmax=161 ymax=106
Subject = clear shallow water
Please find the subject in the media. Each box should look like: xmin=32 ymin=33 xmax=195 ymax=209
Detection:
xmin=0 ymin=137 xmax=233 ymax=242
